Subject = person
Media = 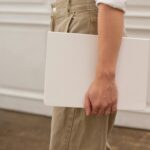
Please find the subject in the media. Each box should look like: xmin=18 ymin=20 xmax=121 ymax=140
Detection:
xmin=49 ymin=0 xmax=127 ymax=149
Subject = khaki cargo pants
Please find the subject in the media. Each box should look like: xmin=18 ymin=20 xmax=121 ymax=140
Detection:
xmin=49 ymin=0 xmax=127 ymax=150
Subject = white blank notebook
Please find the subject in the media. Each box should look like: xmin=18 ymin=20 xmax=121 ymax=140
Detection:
xmin=44 ymin=31 xmax=150 ymax=111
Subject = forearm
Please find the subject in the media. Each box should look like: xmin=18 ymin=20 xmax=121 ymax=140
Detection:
xmin=95 ymin=4 xmax=125 ymax=80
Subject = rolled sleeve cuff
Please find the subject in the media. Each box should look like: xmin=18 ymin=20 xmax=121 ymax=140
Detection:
xmin=95 ymin=0 xmax=127 ymax=13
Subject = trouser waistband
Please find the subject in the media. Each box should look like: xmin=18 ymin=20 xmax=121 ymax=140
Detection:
xmin=50 ymin=0 xmax=97 ymax=19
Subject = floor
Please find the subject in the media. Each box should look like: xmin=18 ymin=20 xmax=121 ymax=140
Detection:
xmin=0 ymin=109 xmax=150 ymax=150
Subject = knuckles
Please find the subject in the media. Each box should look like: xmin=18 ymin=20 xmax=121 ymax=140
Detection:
xmin=84 ymin=91 xmax=118 ymax=112
xmin=92 ymin=98 xmax=116 ymax=110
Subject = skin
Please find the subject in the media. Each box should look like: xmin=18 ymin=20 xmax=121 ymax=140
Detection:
xmin=84 ymin=4 xmax=125 ymax=116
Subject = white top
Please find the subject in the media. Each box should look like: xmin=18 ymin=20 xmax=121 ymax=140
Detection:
xmin=52 ymin=0 xmax=127 ymax=13
xmin=95 ymin=0 xmax=127 ymax=13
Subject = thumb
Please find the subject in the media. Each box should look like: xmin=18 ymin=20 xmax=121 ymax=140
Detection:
xmin=84 ymin=93 xmax=91 ymax=116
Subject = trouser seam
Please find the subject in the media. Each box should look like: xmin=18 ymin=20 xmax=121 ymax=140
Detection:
xmin=64 ymin=108 xmax=76 ymax=150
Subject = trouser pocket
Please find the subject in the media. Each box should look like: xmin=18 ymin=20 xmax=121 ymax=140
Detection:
xmin=49 ymin=14 xmax=54 ymax=31
xmin=64 ymin=12 xmax=76 ymax=32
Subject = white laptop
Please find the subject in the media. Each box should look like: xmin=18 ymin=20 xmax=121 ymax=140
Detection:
xmin=44 ymin=31 xmax=150 ymax=111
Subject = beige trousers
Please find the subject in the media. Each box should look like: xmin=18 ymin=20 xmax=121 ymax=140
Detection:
xmin=49 ymin=0 xmax=127 ymax=150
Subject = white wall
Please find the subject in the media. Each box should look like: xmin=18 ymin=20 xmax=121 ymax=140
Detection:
xmin=114 ymin=0 xmax=150 ymax=130
xmin=0 ymin=0 xmax=150 ymax=130
xmin=124 ymin=0 xmax=150 ymax=107
xmin=125 ymin=0 xmax=150 ymax=39
xmin=0 ymin=0 xmax=52 ymax=115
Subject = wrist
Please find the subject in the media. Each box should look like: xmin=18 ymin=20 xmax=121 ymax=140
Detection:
xmin=95 ymin=69 xmax=116 ymax=81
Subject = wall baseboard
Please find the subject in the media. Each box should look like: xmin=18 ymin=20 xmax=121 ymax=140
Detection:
xmin=0 ymin=94 xmax=52 ymax=116
xmin=0 ymin=94 xmax=150 ymax=130
xmin=115 ymin=108 xmax=150 ymax=130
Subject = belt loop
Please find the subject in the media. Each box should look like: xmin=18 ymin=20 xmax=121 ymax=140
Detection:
xmin=66 ymin=0 xmax=71 ymax=15
xmin=50 ymin=14 xmax=54 ymax=31
xmin=50 ymin=2 xmax=55 ymax=31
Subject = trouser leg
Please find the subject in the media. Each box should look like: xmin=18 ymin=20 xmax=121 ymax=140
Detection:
xmin=49 ymin=0 xmax=119 ymax=149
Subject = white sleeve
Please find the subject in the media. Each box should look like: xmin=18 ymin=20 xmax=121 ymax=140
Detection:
xmin=95 ymin=0 xmax=127 ymax=13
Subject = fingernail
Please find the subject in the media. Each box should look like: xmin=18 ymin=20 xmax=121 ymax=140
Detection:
xmin=86 ymin=111 xmax=89 ymax=116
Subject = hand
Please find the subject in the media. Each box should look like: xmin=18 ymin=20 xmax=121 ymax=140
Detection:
xmin=84 ymin=75 xmax=118 ymax=116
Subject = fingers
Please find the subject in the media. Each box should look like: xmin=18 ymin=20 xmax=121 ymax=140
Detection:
xmin=103 ymin=87 xmax=118 ymax=115
xmin=84 ymin=82 xmax=118 ymax=116
xmin=84 ymin=93 xmax=92 ymax=116
xmin=97 ymin=103 xmax=109 ymax=116
xmin=111 ymin=102 xmax=117 ymax=113
xmin=104 ymin=103 xmax=112 ymax=115
xmin=85 ymin=100 xmax=117 ymax=116
xmin=91 ymin=105 xmax=100 ymax=115
xmin=97 ymin=101 xmax=117 ymax=116
xmin=91 ymin=100 xmax=112 ymax=116
xmin=99 ymin=101 xmax=117 ymax=116
xmin=111 ymin=83 xmax=118 ymax=113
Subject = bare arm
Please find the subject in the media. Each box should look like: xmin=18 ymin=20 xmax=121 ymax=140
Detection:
xmin=96 ymin=4 xmax=124 ymax=79
xmin=84 ymin=4 xmax=125 ymax=116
